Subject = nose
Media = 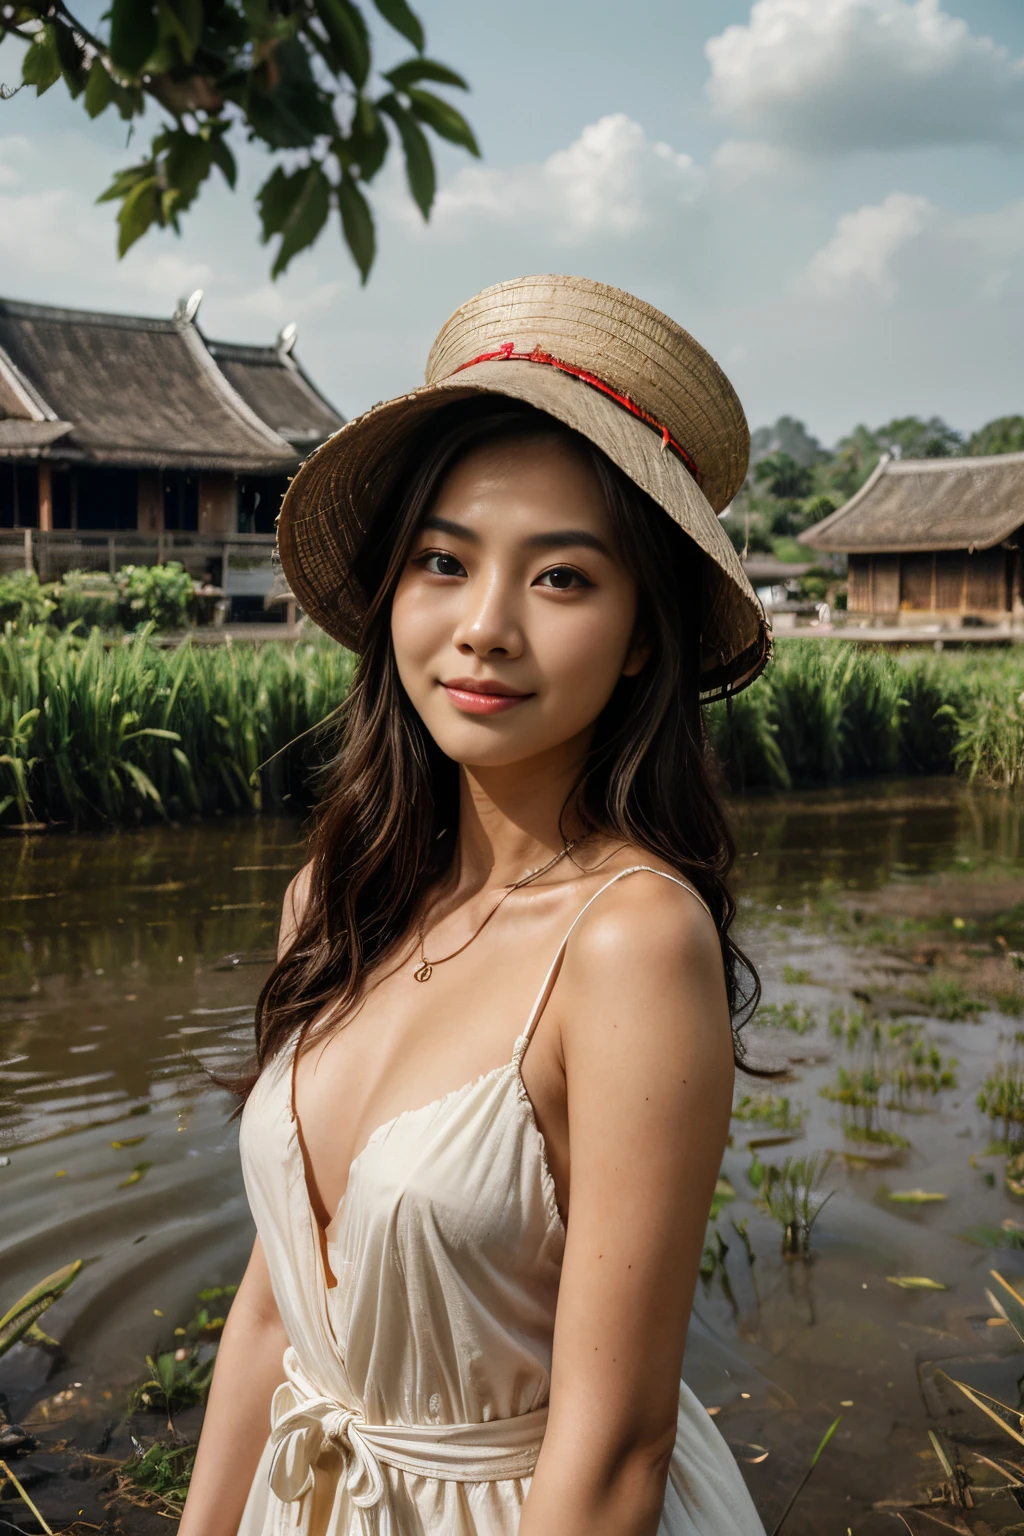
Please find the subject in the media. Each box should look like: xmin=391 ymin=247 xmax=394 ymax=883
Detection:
xmin=450 ymin=567 xmax=524 ymax=659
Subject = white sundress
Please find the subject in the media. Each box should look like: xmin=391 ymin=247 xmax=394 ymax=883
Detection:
xmin=236 ymin=865 xmax=766 ymax=1535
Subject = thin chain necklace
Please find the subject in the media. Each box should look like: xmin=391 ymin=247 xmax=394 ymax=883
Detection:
xmin=413 ymin=840 xmax=579 ymax=983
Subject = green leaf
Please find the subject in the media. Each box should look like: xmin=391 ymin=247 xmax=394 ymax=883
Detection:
xmin=372 ymin=0 xmax=424 ymax=51
xmin=97 ymin=163 xmax=155 ymax=205
xmin=379 ymin=93 xmax=434 ymax=218
xmin=312 ymin=0 xmax=370 ymax=86
xmin=22 ymin=26 xmax=61 ymax=95
xmin=209 ymin=134 xmax=237 ymax=189
xmin=164 ymin=129 xmax=215 ymax=210
xmin=345 ymin=97 xmax=388 ymax=180
xmin=258 ymin=164 xmax=331 ymax=277
xmin=110 ymin=0 xmax=159 ymax=74
xmin=337 ymin=171 xmax=375 ymax=282
xmin=384 ymin=57 xmax=467 ymax=91
xmin=158 ymin=0 xmax=204 ymax=61
xmin=406 ymin=86 xmax=479 ymax=155
xmin=116 ymin=177 xmax=160 ymax=257
xmin=84 ymin=58 xmax=115 ymax=118
xmin=53 ymin=21 xmax=87 ymax=95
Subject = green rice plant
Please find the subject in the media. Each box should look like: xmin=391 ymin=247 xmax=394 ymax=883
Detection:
xmin=820 ymin=1066 xmax=883 ymax=1110
xmin=978 ymin=1066 xmax=1024 ymax=1147
xmin=732 ymin=1093 xmax=804 ymax=1131
xmin=0 ymin=625 xmax=355 ymax=828
xmin=908 ymin=975 xmax=982 ymax=1021
xmin=119 ymin=1440 xmax=197 ymax=1507
xmin=0 ymin=570 xmax=54 ymax=628
xmin=758 ymin=1152 xmax=834 ymax=1259
xmin=887 ymin=1038 xmax=958 ymax=1107
xmin=783 ymin=964 xmax=814 ymax=984
xmin=756 ymin=1000 xmax=818 ymax=1035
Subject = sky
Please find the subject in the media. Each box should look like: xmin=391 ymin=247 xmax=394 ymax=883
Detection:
xmin=1 ymin=0 xmax=1023 ymax=445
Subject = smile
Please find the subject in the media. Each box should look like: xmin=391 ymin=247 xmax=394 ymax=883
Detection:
xmin=441 ymin=679 xmax=534 ymax=716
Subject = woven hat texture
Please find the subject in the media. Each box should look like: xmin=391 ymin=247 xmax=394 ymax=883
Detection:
xmin=278 ymin=274 xmax=770 ymax=697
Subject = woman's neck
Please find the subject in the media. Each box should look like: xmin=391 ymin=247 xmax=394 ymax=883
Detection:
xmin=454 ymin=735 xmax=591 ymax=892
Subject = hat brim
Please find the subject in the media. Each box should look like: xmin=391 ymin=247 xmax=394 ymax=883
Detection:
xmin=278 ymin=361 xmax=771 ymax=699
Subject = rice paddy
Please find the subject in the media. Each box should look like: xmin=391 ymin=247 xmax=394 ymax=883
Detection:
xmin=2 ymin=626 xmax=1024 ymax=828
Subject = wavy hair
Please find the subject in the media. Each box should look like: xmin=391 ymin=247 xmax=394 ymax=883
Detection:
xmin=227 ymin=397 xmax=762 ymax=1102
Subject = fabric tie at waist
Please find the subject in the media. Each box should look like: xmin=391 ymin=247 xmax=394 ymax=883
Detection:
xmin=268 ymin=1346 xmax=548 ymax=1534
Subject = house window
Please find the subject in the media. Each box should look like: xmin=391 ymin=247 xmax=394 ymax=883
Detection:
xmin=0 ymin=465 xmax=40 ymax=528
xmin=237 ymin=475 xmax=289 ymax=534
xmin=75 ymin=467 xmax=138 ymax=531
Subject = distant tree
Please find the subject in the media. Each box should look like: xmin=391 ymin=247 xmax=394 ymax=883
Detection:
xmin=753 ymin=450 xmax=815 ymax=500
xmin=749 ymin=415 xmax=825 ymax=470
xmin=798 ymin=494 xmax=837 ymax=531
xmin=967 ymin=416 xmax=1024 ymax=456
xmin=1 ymin=0 xmax=478 ymax=282
xmin=874 ymin=416 xmax=963 ymax=460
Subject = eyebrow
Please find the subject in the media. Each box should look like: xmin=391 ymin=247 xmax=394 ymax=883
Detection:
xmin=421 ymin=514 xmax=612 ymax=558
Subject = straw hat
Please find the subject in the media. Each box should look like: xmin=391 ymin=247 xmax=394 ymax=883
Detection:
xmin=278 ymin=274 xmax=770 ymax=699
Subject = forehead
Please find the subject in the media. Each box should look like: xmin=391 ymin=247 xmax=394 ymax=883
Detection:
xmin=427 ymin=433 xmax=614 ymax=537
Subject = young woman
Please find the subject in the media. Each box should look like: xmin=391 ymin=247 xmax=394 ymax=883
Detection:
xmin=180 ymin=275 xmax=770 ymax=1536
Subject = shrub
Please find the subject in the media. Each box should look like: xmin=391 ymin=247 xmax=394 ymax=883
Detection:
xmin=0 ymin=569 xmax=55 ymax=628
xmin=118 ymin=562 xmax=194 ymax=631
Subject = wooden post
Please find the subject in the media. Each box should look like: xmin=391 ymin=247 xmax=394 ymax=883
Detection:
xmin=37 ymin=463 xmax=52 ymax=531
xmin=23 ymin=527 xmax=32 ymax=574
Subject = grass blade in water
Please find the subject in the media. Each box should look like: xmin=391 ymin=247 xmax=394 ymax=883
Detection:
xmin=769 ymin=1415 xmax=841 ymax=1536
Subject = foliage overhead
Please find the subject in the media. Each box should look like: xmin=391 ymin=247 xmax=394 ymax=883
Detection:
xmin=1 ymin=0 xmax=479 ymax=282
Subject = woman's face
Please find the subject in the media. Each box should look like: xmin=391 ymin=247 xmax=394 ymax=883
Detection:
xmin=390 ymin=433 xmax=648 ymax=770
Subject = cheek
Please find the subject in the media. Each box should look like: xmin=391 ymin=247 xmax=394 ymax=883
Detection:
xmin=390 ymin=576 xmax=448 ymax=679
xmin=533 ymin=595 xmax=635 ymax=704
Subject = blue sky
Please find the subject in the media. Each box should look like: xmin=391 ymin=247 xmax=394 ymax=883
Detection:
xmin=2 ymin=0 xmax=1023 ymax=443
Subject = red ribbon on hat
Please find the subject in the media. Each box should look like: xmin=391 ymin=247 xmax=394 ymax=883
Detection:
xmin=450 ymin=342 xmax=701 ymax=484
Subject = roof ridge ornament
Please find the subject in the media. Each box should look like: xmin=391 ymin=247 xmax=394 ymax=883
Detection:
xmin=277 ymin=322 xmax=298 ymax=357
xmin=173 ymin=289 xmax=204 ymax=325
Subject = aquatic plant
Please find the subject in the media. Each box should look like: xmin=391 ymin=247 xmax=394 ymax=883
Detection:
xmin=908 ymin=975 xmax=983 ymax=1022
xmin=117 ymin=1439 xmax=197 ymax=1511
xmin=732 ymin=1093 xmax=804 ymax=1131
xmin=755 ymin=1000 xmax=818 ymax=1035
xmin=129 ymin=1348 xmax=215 ymax=1433
xmin=978 ymin=1066 xmax=1024 ymax=1146
xmin=0 ymin=1260 xmax=82 ymax=1358
xmin=757 ymin=1152 xmax=833 ymax=1259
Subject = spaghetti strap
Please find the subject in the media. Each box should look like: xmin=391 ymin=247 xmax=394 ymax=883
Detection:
xmin=519 ymin=865 xmax=713 ymax=1048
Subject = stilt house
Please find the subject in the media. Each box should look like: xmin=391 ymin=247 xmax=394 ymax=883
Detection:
xmin=798 ymin=452 xmax=1024 ymax=627
xmin=0 ymin=292 xmax=343 ymax=618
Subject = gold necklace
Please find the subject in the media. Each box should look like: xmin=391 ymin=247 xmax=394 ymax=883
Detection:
xmin=413 ymin=841 xmax=579 ymax=983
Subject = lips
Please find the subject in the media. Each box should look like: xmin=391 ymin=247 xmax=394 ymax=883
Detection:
xmin=440 ymin=677 xmax=533 ymax=716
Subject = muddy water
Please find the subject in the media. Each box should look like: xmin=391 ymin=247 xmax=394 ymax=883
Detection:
xmin=3 ymin=784 xmax=1024 ymax=1533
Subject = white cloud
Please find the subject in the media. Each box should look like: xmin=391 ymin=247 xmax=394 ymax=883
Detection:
xmin=805 ymin=191 xmax=934 ymax=298
xmin=706 ymin=0 xmax=1024 ymax=151
xmin=427 ymin=114 xmax=704 ymax=239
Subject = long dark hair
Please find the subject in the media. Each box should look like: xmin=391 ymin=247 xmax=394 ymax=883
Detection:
xmin=233 ymin=397 xmax=761 ymax=1101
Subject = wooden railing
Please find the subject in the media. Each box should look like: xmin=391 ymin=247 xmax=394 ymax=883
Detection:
xmin=0 ymin=528 xmax=279 ymax=589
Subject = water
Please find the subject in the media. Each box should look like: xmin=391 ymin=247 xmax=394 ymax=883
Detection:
xmin=2 ymin=784 xmax=1024 ymax=1533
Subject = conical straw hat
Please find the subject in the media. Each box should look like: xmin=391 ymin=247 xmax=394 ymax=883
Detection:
xmin=278 ymin=274 xmax=770 ymax=698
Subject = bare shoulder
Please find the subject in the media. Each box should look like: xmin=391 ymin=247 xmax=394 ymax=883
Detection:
xmin=570 ymin=860 xmax=721 ymax=979
xmin=557 ymin=861 xmax=731 ymax=1071
xmin=278 ymin=860 xmax=314 ymax=959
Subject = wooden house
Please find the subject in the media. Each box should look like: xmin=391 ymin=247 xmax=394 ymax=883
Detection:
xmin=799 ymin=452 xmax=1024 ymax=626
xmin=0 ymin=292 xmax=343 ymax=616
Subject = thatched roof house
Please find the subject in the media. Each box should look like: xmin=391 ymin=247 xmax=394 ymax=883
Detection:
xmin=0 ymin=293 xmax=343 ymax=539
xmin=799 ymin=452 xmax=1024 ymax=622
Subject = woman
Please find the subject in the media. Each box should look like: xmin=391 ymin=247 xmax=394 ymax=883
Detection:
xmin=180 ymin=275 xmax=770 ymax=1536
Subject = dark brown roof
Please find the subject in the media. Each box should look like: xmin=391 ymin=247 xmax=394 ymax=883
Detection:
xmin=206 ymin=339 xmax=343 ymax=449
xmin=0 ymin=297 xmax=341 ymax=473
xmin=800 ymin=452 xmax=1024 ymax=554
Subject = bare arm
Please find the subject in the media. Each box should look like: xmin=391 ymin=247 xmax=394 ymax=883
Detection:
xmin=180 ymin=867 xmax=313 ymax=1534
xmin=178 ymin=1236 xmax=290 ymax=1536
xmin=519 ymin=879 xmax=735 ymax=1536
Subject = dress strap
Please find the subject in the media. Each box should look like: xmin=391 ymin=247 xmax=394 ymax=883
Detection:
xmin=520 ymin=865 xmax=713 ymax=1046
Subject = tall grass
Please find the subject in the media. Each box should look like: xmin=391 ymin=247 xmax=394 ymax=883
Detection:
xmin=1 ymin=629 xmax=1022 ymax=828
xmin=708 ymin=640 xmax=1024 ymax=791
xmin=0 ymin=624 xmax=354 ymax=827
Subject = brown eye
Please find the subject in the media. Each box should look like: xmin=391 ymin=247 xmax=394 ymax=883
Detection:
xmin=421 ymin=552 xmax=465 ymax=577
xmin=535 ymin=566 xmax=591 ymax=590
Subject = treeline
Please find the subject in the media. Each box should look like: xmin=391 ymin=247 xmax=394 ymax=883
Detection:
xmin=1 ymin=627 xmax=1021 ymax=832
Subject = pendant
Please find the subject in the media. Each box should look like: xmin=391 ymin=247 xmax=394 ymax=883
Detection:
xmin=414 ymin=961 xmax=433 ymax=983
